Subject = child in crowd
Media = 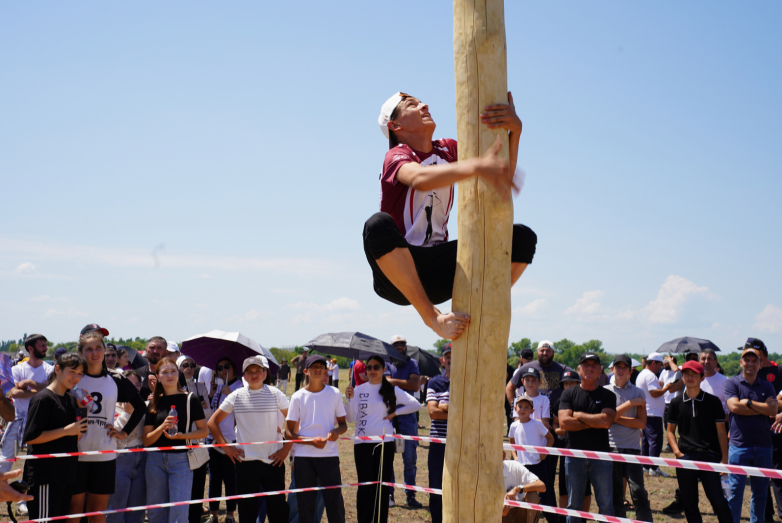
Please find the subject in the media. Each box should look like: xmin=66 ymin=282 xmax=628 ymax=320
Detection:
xmin=23 ymin=353 xmax=88 ymax=520
xmin=508 ymin=395 xmax=556 ymax=523
xmin=514 ymin=368 xmax=551 ymax=429
xmin=286 ymin=355 xmax=348 ymax=523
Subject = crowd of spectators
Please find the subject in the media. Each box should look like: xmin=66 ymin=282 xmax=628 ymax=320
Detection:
xmin=1 ymin=327 xmax=778 ymax=523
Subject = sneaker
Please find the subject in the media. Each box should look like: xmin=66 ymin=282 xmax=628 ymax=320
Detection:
xmin=407 ymin=497 xmax=423 ymax=509
xmin=206 ymin=516 xmax=218 ymax=523
xmin=662 ymin=499 xmax=684 ymax=515
xmin=225 ymin=516 xmax=235 ymax=523
xmin=643 ymin=467 xmax=650 ymax=475
xmin=17 ymin=501 xmax=28 ymax=517
xmin=649 ymin=468 xmax=671 ymax=478
xmin=389 ymin=497 xmax=396 ymax=508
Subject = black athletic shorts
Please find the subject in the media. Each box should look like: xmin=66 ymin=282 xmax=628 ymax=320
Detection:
xmin=74 ymin=460 xmax=116 ymax=495
xmin=363 ymin=212 xmax=537 ymax=306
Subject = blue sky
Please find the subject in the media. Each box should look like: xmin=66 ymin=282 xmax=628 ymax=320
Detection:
xmin=2 ymin=2 xmax=780 ymax=355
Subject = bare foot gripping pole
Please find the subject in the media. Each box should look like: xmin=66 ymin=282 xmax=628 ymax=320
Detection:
xmin=444 ymin=1 xmax=513 ymax=523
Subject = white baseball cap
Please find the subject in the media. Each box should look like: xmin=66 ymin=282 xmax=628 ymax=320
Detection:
xmin=390 ymin=334 xmax=407 ymax=344
xmin=537 ymin=340 xmax=554 ymax=350
xmin=647 ymin=352 xmax=664 ymax=362
xmin=378 ymin=92 xmax=404 ymax=141
xmin=167 ymin=341 xmax=180 ymax=353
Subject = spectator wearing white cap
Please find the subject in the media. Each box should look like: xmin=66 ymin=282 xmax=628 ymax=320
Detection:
xmin=210 ymin=355 xmax=291 ymax=523
xmin=384 ymin=335 xmax=423 ymax=508
xmin=636 ymin=352 xmax=674 ymax=476
xmin=362 ymin=91 xmax=537 ymax=341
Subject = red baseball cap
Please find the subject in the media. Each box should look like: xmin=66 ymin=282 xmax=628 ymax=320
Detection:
xmin=681 ymin=361 xmax=704 ymax=376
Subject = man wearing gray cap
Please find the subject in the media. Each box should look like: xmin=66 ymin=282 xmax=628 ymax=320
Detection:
xmin=209 ymin=356 xmax=291 ymax=523
xmin=362 ymin=92 xmax=537 ymax=341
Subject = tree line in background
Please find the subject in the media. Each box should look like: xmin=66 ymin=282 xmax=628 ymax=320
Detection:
xmin=3 ymin=336 xmax=779 ymax=378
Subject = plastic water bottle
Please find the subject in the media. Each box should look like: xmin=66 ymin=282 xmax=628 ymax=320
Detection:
xmin=167 ymin=406 xmax=178 ymax=437
xmin=72 ymin=387 xmax=98 ymax=414
xmin=721 ymin=475 xmax=730 ymax=499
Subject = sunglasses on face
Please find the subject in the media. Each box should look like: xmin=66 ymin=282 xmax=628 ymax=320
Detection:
xmin=366 ymin=364 xmax=383 ymax=371
xmin=216 ymin=365 xmax=231 ymax=371
xmin=180 ymin=363 xmax=196 ymax=369
xmin=393 ymin=342 xmax=407 ymax=347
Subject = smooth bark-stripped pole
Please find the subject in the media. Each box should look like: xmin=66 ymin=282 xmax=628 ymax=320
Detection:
xmin=444 ymin=1 xmax=512 ymax=523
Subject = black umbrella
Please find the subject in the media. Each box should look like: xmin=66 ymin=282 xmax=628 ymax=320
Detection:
xmin=656 ymin=336 xmax=721 ymax=354
xmin=303 ymin=332 xmax=406 ymax=362
xmin=406 ymin=345 xmax=442 ymax=378
xmin=117 ymin=345 xmax=148 ymax=369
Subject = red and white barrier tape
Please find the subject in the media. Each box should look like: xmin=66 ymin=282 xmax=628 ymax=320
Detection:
xmin=9 ymin=433 xmax=779 ymax=479
xmin=380 ymin=482 xmax=646 ymax=523
xmin=4 ymin=481 xmax=379 ymax=523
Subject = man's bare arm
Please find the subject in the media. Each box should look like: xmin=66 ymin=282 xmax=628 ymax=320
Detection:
xmin=573 ymin=409 xmax=616 ymax=429
xmin=614 ymin=404 xmax=646 ymax=430
xmin=397 ymin=138 xmax=511 ymax=196
xmin=558 ymin=409 xmax=589 ymax=432
xmin=505 ymin=380 xmax=518 ymax=406
xmin=386 ymin=374 xmax=420 ymax=393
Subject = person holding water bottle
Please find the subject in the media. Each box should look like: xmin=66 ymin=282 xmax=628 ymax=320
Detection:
xmin=143 ymin=356 xmax=208 ymax=523
xmin=23 ymin=353 xmax=88 ymax=520
xmin=70 ymin=326 xmax=147 ymax=523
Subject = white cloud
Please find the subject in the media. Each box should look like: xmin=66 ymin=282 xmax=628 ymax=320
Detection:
xmin=15 ymin=262 xmax=36 ymax=274
xmin=43 ymin=308 xmax=88 ymax=318
xmin=513 ymin=298 xmax=547 ymax=316
xmin=245 ymin=309 xmax=263 ymax=320
xmin=0 ymin=238 xmax=338 ymax=277
xmin=287 ymin=297 xmax=360 ymax=312
xmin=565 ymin=291 xmax=604 ymax=315
xmin=754 ymin=304 xmax=782 ymax=333
xmin=643 ymin=275 xmax=715 ymax=324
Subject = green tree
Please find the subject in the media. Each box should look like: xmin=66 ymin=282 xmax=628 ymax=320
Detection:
xmin=433 ymin=339 xmax=450 ymax=354
xmin=553 ymin=339 xmax=608 ymax=369
xmin=508 ymin=338 xmax=532 ymax=358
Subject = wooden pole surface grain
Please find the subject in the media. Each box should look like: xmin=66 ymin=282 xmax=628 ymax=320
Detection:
xmin=444 ymin=1 xmax=512 ymax=523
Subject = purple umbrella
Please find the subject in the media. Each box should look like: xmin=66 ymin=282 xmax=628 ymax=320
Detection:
xmin=181 ymin=330 xmax=279 ymax=373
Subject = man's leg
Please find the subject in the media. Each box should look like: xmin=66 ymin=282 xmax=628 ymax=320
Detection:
xmin=259 ymin=461 xmax=289 ymax=523
xmin=293 ymin=457 xmax=318 ymax=523
xmin=611 ymin=458 xmax=626 ymax=518
xmin=677 ymin=455 xmax=704 ymax=523
xmin=524 ymin=461 xmax=556 ymax=523
xmin=729 ymin=446 xmax=750 ymax=523
xmin=397 ymin=415 xmax=420 ymax=505
xmin=235 ymin=460 xmax=262 ymax=523
xmin=643 ymin=417 xmax=663 ymax=471
xmin=429 ymin=443 xmax=446 ymax=523
xmin=771 ymin=432 xmax=782 ymax=517
xmin=748 ymin=447 xmax=772 ymax=523
xmin=0 ymin=420 xmax=20 ymax=475
xmin=699 ymin=467 xmax=735 ymax=523
xmin=314 ymin=457 xmax=345 ymax=523
xmin=620 ymin=449 xmax=652 ymax=522
xmin=564 ymin=457 xmax=589 ymax=523
xmin=587 ymin=459 xmax=614 ymax=516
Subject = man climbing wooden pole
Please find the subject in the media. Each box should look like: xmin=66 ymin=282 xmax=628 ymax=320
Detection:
xmin=444 ymin=1 xmax=513 ymax=523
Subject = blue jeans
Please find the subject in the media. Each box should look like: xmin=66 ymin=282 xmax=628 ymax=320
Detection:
xmin=389 ymin=414 xmax=418 ymax=499
xmin=564 ymin=457 xmax=613 ymax=523
xmin=146 ymin=452 xmax=193 ymax=523
xmin=287 ymin=474 xmax=325 ymax=523
xmin=729 ymin=446 xmax=773 ymax=523
xmin=107 ymin=451 xmax=148 ymax=523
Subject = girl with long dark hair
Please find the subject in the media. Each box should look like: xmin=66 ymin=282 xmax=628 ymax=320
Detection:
xmin=70 ymin=331 xmax=147 ymax=523
xmin=23 ymin=353 xmax=88 ymax=520
xmin=345 ymin=355 xmax=421 ymax=523
xmin=143 ymin=357 xmax=207 ymax=523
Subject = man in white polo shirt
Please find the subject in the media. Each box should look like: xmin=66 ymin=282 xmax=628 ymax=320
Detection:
xmin=636 ymin=353 xmax=675 ymax=477
xmin=209 ymin=356 xmax=292 ymax=523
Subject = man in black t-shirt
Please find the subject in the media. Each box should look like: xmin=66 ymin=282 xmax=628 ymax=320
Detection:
xmin=558 ymin=352 xmax=616 ymax=523
xmin=666 ymin=360 xmax=732 ymax=523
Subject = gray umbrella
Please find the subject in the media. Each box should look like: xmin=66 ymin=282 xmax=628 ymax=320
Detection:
xmin=303 ymin=332 xmax=406 ymax=362
xmin=656 ymin=336 xmax=721 ymax=354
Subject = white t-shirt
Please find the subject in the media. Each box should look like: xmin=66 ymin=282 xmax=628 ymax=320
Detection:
xmin=345 ymin=382 xmax=421 ymax=442
xmin=287 ymin=386 xmax=346 ymax=458
xmin=636 ymin=368 xmax=665 ymax=417
xmin=210 ymin=379 xmax=243 ymax=442
xmin=503 ymin=460 xmax=539 ymax=500
xmin=198 ymin=367 xmax=213 ymax=386
xmin=701 ymin=372 xmax=729 ymax=414
xmin=507 ymin=418 xmax=549 ymax=465
xmin=11 ymin=361 xmax=53 ymax=418
xmin=219 ymin=384 xmax=290 ymax=463
xmin=660 ymin=369 xmax=682 ymax=404
xmin=332 ymin=364 xmax=339 ymax=379
xmin=512 ymin=393 xmax=550 ymax=422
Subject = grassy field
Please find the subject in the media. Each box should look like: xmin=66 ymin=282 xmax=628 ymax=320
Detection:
xmin=5 ymin=369 xmax=760 ymax=523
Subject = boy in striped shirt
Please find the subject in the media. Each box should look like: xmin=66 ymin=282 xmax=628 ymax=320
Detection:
xmin=426 ymin=344 xmax=451 ymax=523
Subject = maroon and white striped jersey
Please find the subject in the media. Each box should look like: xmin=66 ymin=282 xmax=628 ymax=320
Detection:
xmin=380 ymin=139 xmax=457 ymax=247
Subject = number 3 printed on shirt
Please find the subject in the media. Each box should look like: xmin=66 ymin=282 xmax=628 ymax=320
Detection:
xmin=91 ymin=392 xmax=103 ymax=415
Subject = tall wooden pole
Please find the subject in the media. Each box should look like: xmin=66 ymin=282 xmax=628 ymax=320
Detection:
xmin=444 ymin=1 xmax=512 ymax=523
